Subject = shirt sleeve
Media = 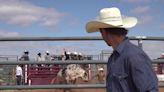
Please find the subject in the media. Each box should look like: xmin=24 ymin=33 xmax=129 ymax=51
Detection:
xmin=129 ymin=53 xmax=159 ymax=92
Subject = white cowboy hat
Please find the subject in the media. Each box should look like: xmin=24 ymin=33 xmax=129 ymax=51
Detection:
xmin=98 ymin=68 xmax=104 ymax=71
xmin=67 ymin=51 xmax=71 ymax=54
xmin=24 ymin=50 xmax=28 ymax=52
xmin=46 ymin=51 xmax=49 ymax=53
xmin=86 ymin=7 xmax=138 ymax=33
xmin=74 ymin=52 xmax=78 ymax=55
xmin=78 ymin=52 xmax=82 ymax=55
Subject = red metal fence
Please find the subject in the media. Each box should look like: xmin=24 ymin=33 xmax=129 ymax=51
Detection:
xmin=27 ymin=64 xmax=61 ymax=85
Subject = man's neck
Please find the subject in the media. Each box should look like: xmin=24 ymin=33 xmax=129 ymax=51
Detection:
xmin=111 ymin=36 xmax=125 ymax=49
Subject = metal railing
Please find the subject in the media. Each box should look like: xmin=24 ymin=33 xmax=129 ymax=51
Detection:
xmin=0 ymin=59 xmax=164 ymax=65
xmin=0 ymin=84 xmax=106 ymax=90
xmin=0 ymin=36 xmax=164 ymax=90
xmin=0 ymin=59 xmax=164 ymax=90
xmin=0 ymin=36 xmax=164 ymax=41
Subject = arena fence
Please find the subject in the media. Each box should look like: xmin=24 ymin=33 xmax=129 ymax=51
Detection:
xmin=0 ymin=59 xmax=164 ymax=90
xmin=0 ymin=36 xmax=164 ymax=90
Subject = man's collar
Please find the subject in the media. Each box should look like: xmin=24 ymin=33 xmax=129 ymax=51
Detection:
xmin=114 ymin=37 xmax=129 ymax=54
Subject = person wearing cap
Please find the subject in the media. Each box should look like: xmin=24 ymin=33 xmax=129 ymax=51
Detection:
xmin=19 ymin=50 xmax=29 ymax=85
xmin=91 ymin=68 xmax=105 ymax=84
xmin=36 ymin=53 xmax=44 ymax=68
xmin=19 ymin=50 xmax=29 ymax=61
xmin=86 ymin=7 xmax=158 ymax=92
xmin=45 ymin=51 xmax=51 ymax=67
xmin=73 ymin=51 xmax=78 ymax=60
xmin=156 ymin=53 xmax=164 ymax=74
xmin=45 ymin=51 xmax=51 ymax=60
xmin=161 ymin=53 xmax=164 ymax=58
xmin=78 ymin=52 xmax=83 ymax=60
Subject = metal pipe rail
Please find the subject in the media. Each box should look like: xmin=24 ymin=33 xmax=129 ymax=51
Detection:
xmin=0 ymin=59 xmax=164 ymax=90
xmin=0 ymin=59 xmax=164 ymax=65
xmin=0 ymin=37 xmax=102 ymax=41
xmin=1 ymin=83 xmax=164 ymax=90
xmin=0 ymin=36 xmax=164 ymax=41
xmin=0 ymin=84 xmax=106 ymax=90
xmin=153 ymin=59 xmax=164 ymax=63
xmin=0 ymin=60 xmax=107 ymax=65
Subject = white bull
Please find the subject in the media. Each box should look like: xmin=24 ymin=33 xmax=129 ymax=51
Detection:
xmin=51 ymin=64 xmax=88 ymax=92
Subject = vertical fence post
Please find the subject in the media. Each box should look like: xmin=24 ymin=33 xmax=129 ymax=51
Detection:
xmin=136 ymin=36 xmax=146 ymax=49
xmin=138 ymin=39 xmax=143 ymax=49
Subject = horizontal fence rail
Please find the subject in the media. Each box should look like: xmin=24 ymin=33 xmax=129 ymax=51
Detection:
xmin=0 ymin=60 xmax=107 ymax=65
xmin=0 ymin=59 xmax=164 ymax=90
xmin=0 ymin=60 xmax=107 ymax=90
xmin=1 ymin=83 xmax=164 ymax=90
xmin=0 ymin=59 xmax=164 ymax=65
xmin=0 ymin=36 xmax=164 ymax=90
xmin=0 ymin=36 xmax=164 ymax=41
xmin=0 ymin=84 xmax=106 ymax=90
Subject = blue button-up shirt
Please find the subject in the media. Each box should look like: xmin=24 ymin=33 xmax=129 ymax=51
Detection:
xmin=106 ymin=37 xmax=159 ymax=92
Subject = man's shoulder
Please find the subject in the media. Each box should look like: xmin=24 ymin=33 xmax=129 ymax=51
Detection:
xmin=123 ymin=42 xmax=141 ymax=54
xmin=123 ymin=42 xmax=151 ymax=62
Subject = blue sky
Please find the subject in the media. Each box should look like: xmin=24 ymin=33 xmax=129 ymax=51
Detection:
xmin=0 ymin=0 xmax=164 ymax=59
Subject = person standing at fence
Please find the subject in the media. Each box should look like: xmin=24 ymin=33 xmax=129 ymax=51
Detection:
xmin=36 ymin=53 xmax=44 ymax=67
xmin=16 ymin=65 xmax=23 ymax=85
xmin=19 ymin=50 xmax=29 ymax=61
xmin=45 ymin=51 xmax=51 ymax=66
xmin=19 ymin=50 xmax=29 ymax=85
xmin=86 ymin=7 xmax=158 ymax=92
xmin=78 ymin=52 xmax=83 ymax=60
xmin=62 ymin=49 xmax=71 ymax=68
xmin=45 ymin=51 xmax=51 ymax=61
xmin=91 ymin=68 xmax=105 ymax=84
xmin=156 ymin=53 xmax=164 ymax=74
xmin=64 ymin=49 xmax=70 ymax=60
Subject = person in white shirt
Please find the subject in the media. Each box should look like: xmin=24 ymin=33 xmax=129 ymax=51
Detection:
xmin=16 ymin=65 xmax=23 ymax=85
xmin=45 ymin=51 xmax=51 ymax=67
xmin=36 ymin=53 xmax=44 ymax=66
xmin=45 ymin=51 xmax=51 ymax=61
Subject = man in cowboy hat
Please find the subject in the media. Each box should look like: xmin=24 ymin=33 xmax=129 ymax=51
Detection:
xmin=86 ymin=7 xmax=158 ymax=92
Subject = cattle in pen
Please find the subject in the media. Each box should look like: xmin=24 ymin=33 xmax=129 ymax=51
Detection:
xmin=51 ymin=64 xmax=88 ymax=92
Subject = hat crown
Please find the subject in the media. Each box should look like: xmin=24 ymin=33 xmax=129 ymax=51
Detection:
xmin=99 ymin=7 xmax=123 ymax=26
xmin=67 ymin=52 xmax=70 ymax=54
xmin=46 ymin=51 xmax=49 ymax=53
xmin=98 ymin=68 xmax=104 ymax=71
xmin=74 ymin=52 xmax=78 ymax=55
xmin=86 ymin=7 xmax=138 ymax=33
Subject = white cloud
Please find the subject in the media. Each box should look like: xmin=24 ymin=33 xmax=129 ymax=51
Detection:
xmin=138 ymin=15 xmax=153 ymax=25
xmin=160 ymin=24 xmax=164 ymax=30
xmin=0 ymin=29 xmax=19 ymax=37
xmin=130 ymin=6 xmax=154 ymax=25
xmin=122 ymin=0 xmax=163 ymax=3
xmin=131 ymin=6 xmax=150 ymax=14
xmin=0 ymin=0 xmax=64 ymax=27
xmin=121 ymin=0 xmax=150 ymax=3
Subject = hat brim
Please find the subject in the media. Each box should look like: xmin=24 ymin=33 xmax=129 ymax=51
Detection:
xmin=86 ymin=17 xmax=137 ymax=33
xmin=98 ymin=69 xmax=104 ymax=71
